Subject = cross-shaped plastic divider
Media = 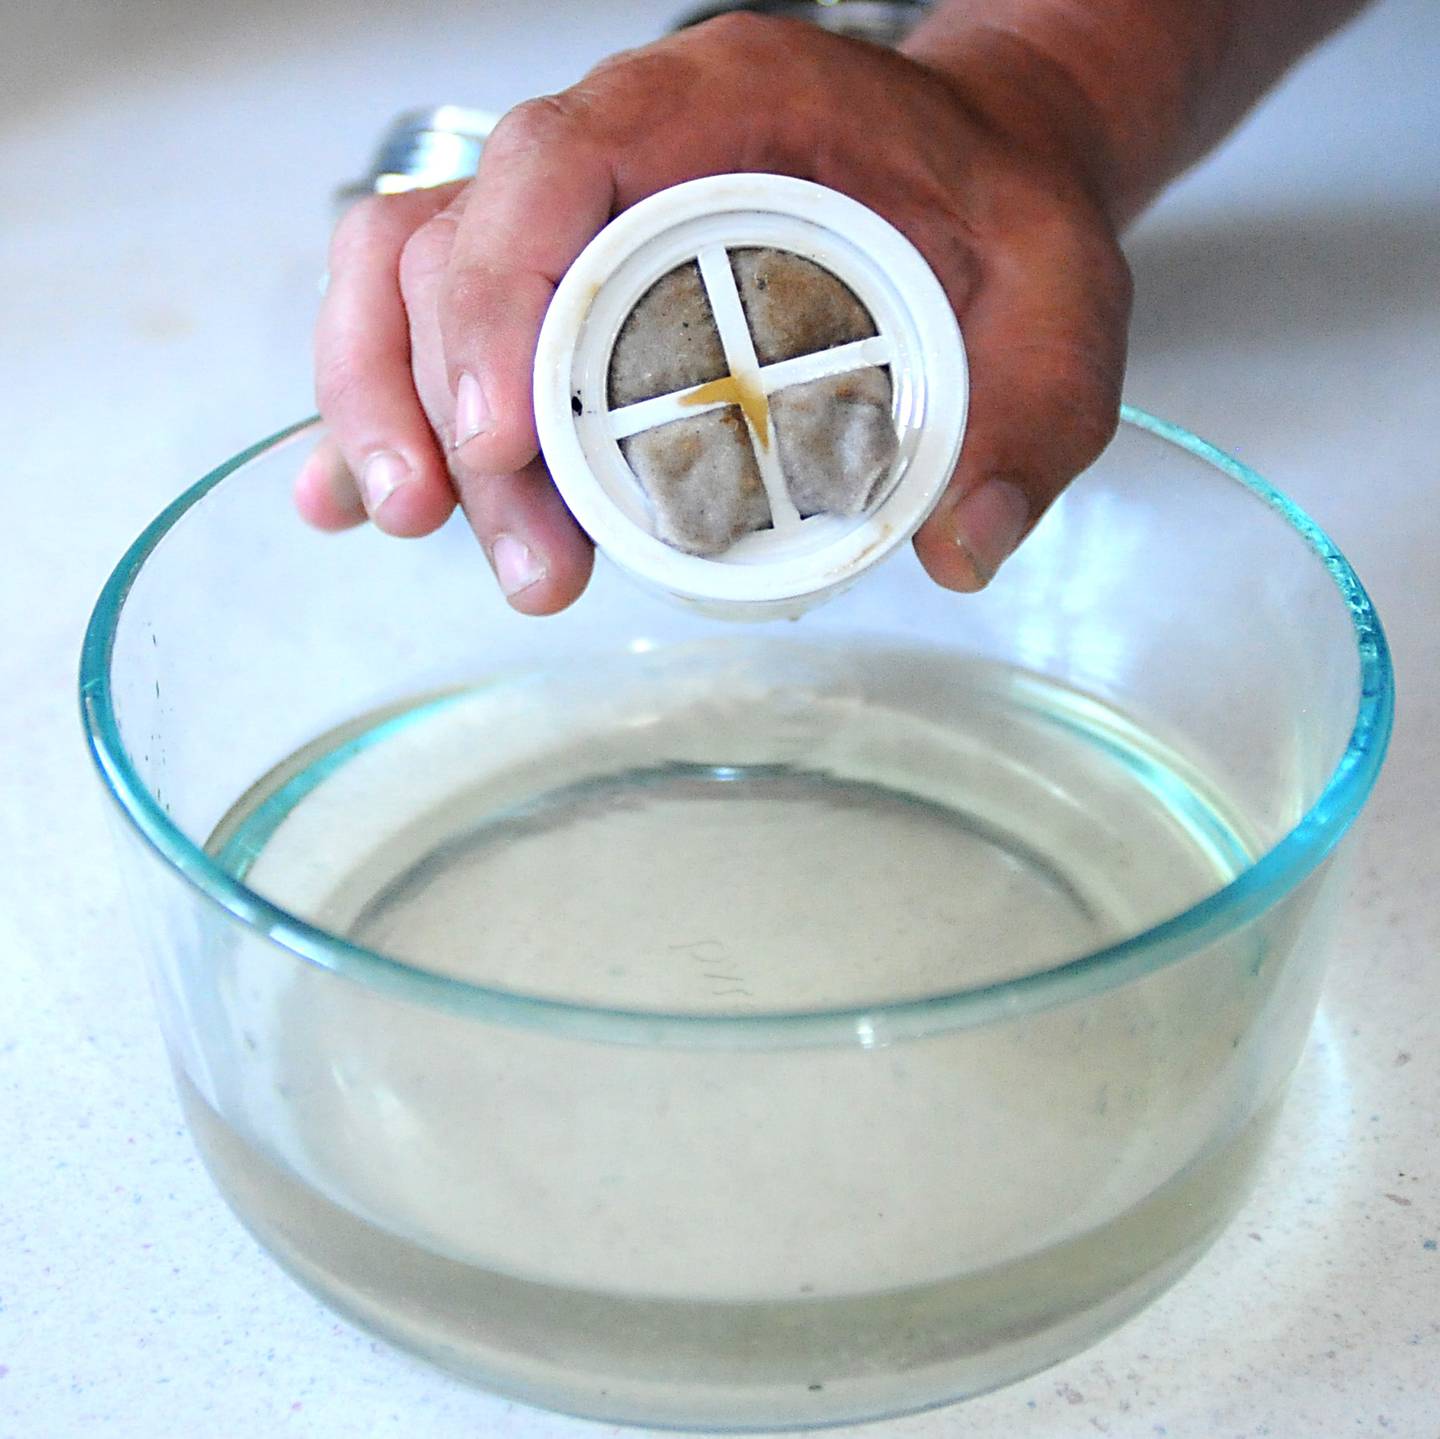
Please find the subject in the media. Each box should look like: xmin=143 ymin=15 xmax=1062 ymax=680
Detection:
xmin=604 ymin=245 xmax=898 ymax=536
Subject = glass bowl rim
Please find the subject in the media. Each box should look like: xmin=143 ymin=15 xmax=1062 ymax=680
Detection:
xmin=79 ymin=407 xmax=1394 ymax=1048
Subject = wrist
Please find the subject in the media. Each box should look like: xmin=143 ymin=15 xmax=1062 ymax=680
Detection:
xmin=901 ymin=0 xmax=1237 ymax=226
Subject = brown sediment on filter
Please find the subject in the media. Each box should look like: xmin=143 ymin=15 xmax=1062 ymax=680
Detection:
xmin=607 ymin=261 xmax=728 ymax=407
xmin=679 ymin=373 xmax=772 ymax=451
xmin=620 ymin=407 xmax=770 ymax=557
xmin=611 ymin=248 xmax=898 ymax=556
xmin=770 ymin=367 xmax=898 ymax=518
xmin=825 ymin=522 xmax=896 ymax=581
xmin=731 ymin=248 xmax=877 ymax=365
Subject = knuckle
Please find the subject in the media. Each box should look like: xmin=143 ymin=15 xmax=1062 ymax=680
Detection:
xmin=328 ymin=192 xmax=404 ymax=267
xmin=397 ymin=212 xmax=456 ymax=301
xmin=488 ymin=93 xmax=589 ymax=155
xmin=328 ymin=182 xmax=468 ymax=276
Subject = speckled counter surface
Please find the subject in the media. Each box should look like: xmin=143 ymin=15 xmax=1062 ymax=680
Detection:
xmin=2 ymin=2 xmax=1436 ymax=1435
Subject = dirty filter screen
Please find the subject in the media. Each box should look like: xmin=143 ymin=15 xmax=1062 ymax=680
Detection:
xmin=608 ymin=249 xmax=900 ymax=556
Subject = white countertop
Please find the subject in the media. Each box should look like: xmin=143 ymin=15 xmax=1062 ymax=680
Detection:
xmin=2 ymin=2 xmax=1436 ymax=1435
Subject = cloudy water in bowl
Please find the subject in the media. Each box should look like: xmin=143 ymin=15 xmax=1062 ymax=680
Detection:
xmin=208 ymin=636 xmax=1258 ymax=1011
xmin=180 ymin=635 xmax=1289 ymax=1426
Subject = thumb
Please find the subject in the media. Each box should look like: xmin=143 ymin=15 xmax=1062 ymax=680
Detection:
xmin=914 ymin=221 xmax=1132 ymax=589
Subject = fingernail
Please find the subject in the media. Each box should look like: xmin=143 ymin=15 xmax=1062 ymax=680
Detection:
xmin=492 ymin=533 xmax=545 ymax=597
xmin=454 ymin=371 xmax=492 ymax=447
xmin=359 ymin=450 xmax=410 ymax=513
xmin=952 ymin=478 xmax=1031 ymax=586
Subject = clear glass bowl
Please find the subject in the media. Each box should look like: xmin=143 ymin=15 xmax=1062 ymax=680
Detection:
xmin=80 ymin=408 xmax=1392 ymax=1430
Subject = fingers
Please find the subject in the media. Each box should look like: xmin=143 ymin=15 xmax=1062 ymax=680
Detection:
xmin=304 ymin=19 xmax=1127 ymax=621
xmin=434 ymin=98 xmax=619 ymax=482
xmin=311 ymin=21 xmax=793 ymax=611
xmin=435 ymin=27 xmax=761 ymax=481
xmin=293 ymin=436 xmax=366 ymax=531
xmin=404 ymin=100 xmax=616 ymax=609
xmin=453 ymin=458 xmax=595 ymax=617
xmin=913 ymin=216 xmax=1132 ymax=590
xmin=313 ymin=186 xmax=463 ymax=537
xmin=428 ymin=52 xmax=726 ymax=610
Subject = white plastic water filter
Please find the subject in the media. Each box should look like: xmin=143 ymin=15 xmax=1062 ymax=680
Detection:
xmin=534 ymin=174 xmax=969 ymax=619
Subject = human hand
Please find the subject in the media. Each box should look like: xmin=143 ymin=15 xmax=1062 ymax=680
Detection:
xmin=296 ymin=12 xmax=1131 ymax=613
